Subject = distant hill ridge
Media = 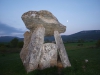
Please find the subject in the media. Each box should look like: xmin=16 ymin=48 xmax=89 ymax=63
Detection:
xmin=61 ymin=30 xmax=100 ymax=42
xmin=0 ymin=30 xmax=100 ymax=42
xmin=0 ymin=36 xmax=23 ymax=42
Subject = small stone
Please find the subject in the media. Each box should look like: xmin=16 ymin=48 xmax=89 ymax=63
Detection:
xmin=85 ymin=59 xmax=88 ymax=63
xmin=57 ymin=61 xmax=63 ymax=68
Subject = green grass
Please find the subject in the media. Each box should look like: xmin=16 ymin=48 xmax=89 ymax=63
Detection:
xmin=0 ymin=42 xmax=100 ymax=75
xmin=64 ymin=41 xmax=96 ymax=50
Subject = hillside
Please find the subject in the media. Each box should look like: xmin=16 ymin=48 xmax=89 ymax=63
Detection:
xmin=45 ymin=30 xmax=100 ymax=42
xmin=0 ymin=30 xmax=100 ymax=42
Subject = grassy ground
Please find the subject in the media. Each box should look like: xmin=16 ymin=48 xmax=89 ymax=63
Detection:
xmin=0 ymin=42 xmax=100 ymax=75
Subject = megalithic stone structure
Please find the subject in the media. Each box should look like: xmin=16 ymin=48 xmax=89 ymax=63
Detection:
xmin=20 ymin=10 xmax=71 ymax=73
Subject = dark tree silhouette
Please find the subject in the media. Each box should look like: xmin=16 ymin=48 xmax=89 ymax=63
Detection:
xmin=17 ymin=41 xmax=23 ymax=48
xmin=10 ymin=38 xmax=18 ymax=48
xmin=96 ymin=40 xmax=100 ymax=48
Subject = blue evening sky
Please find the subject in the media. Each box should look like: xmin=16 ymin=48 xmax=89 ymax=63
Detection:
xmin=0 ymin=0 xmax=100 ymax=37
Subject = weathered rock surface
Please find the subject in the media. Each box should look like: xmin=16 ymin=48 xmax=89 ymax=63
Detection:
xmin=21 ymin=26 xmax=45 ymax=72
xmin=39 ymin=43 xmax=57 ymax=69
xmin=20 ymin=31 xmax=31 ymax=63
xmin=54 ymin=31 xmax=71 ymax=67
xmin=20 ymin=10 xmax=71 ymax=73
xmin=21 ymin=10 xmax=66 ymax=36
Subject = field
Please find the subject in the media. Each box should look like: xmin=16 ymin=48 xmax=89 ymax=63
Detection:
xmin=0 ymin=41 xmax=100 ymax=75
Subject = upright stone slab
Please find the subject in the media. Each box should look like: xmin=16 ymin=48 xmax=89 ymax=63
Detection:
xmin=54 ymin=31 xmax=71 ymax=67
xmin=39 ymin=43 xmax=57 ymax=69
xmin=20 ymin=31 xmax=31 ymax=63
xmin=24 ymin=26 xmax=45 ymax=72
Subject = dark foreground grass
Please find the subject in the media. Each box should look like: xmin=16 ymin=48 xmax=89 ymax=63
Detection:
xmin=0 ymin=42 xmax=100 ymax=75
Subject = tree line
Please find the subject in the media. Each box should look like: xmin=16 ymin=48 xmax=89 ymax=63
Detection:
xmin=0 ymin=38 xmax=23 ymax=48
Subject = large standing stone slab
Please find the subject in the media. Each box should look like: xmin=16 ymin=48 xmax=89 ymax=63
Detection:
xmin=23 ymin=26 xmax=45 ymax=72
xmin=54 ymin=31 xmax=71 ymax=67
xmin=20 ymin=31 xmax=31 ymax=63
xmin=39 ymin=43 xmax=57 ymax=69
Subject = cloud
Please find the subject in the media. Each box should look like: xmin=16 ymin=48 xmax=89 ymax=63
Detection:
xmin=0 ymin=22 xmax=24 ymax=37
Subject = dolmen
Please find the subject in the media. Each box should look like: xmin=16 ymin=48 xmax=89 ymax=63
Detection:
xmin=20 ymin=10 xmax=71 ymax=73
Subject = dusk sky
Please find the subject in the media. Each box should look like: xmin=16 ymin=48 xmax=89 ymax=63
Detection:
xmin=0 ymin=0 xmax=100 ymax=37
